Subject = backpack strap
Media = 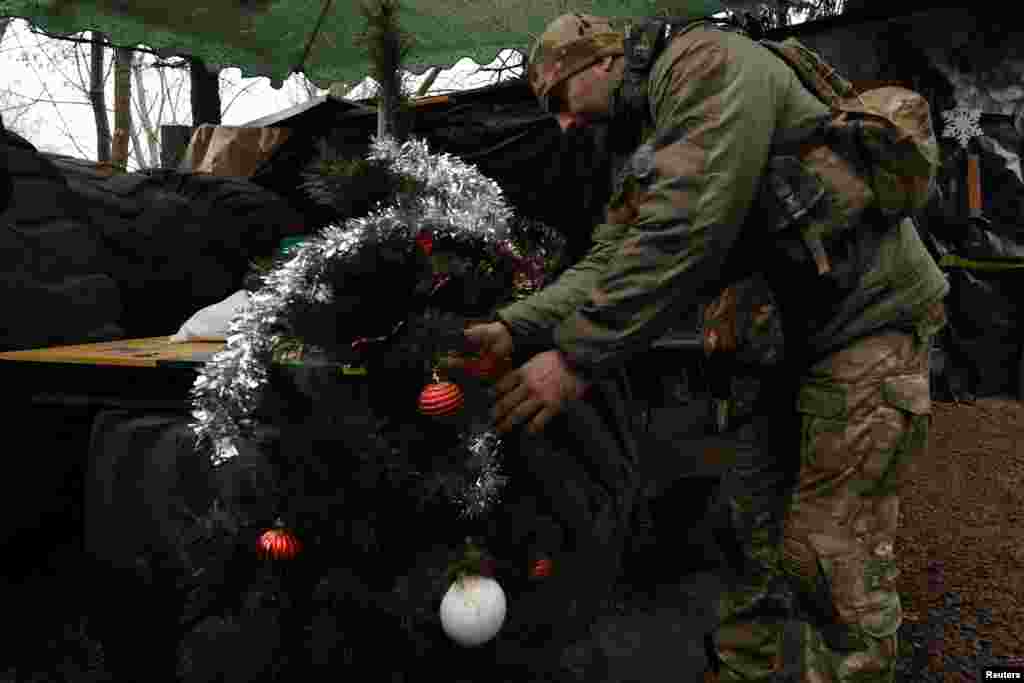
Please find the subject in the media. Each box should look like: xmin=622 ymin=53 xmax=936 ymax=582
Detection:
xmin=757 ymin=38 xmax=856 ymax=109
xmin=617 ymin=17 xmax=737 ymax=133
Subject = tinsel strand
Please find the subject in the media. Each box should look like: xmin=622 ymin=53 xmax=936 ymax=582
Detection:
xmin=189 ymin=135 xmax=514 ymax=513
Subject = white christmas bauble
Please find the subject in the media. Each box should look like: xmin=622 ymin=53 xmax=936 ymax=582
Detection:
xmin=439 ymin=575 xmax=507 ymax=647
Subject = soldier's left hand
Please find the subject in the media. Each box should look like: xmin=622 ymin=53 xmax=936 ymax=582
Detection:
xmin=491 ymin=350 xmax=589 ymax=435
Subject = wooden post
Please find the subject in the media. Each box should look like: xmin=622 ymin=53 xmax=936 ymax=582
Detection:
xmin=160 ymin=125 xmax=195 ymax=170
xmin=189 ymin=57 xmax=222 ymax=126
xmin=966 ymin=144 xmax=983 ymax=219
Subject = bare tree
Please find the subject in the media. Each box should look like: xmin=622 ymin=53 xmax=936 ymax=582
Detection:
xmin=89 ymin=31 xmax=111 ymax=163
xmin=2 ymin=21 xmax=93 ymax=157
xmin=216 ymin=71 xmax=264 ymax=120
xmin=111 ymin=45 xmax=132 ymax=172
xmin=2 ymin=19 xmax=196 ymax=168
xmin=470 ymin=50 xmax=526 ymax=84
xmin=130 ymin=51 xmax=160 ymax=167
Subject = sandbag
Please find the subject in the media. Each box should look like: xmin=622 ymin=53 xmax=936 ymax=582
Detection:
xmin=0 ymin=126 xmax=123 ymax=351
xmin=51 ymin=155 xmax=306 ymax=337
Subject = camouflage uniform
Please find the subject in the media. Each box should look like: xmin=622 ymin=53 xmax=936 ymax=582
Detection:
xmin=507 ymin=12 xmax=949 ymax=682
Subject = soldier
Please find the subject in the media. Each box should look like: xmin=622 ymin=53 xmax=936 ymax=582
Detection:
xmin=461 ymin=7 xmax=949 ymax=683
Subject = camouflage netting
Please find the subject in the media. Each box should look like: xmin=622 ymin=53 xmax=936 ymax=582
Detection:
xmin=0 ymin=0 xmax=724 ymax=88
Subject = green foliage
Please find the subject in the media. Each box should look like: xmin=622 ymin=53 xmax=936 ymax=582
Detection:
xmin=354 ymin=0 xmax=416 ymax=132
xmin=299 ymin=152 xmax=426 ymax=227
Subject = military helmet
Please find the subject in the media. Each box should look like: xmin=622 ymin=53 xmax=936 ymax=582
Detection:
xmin=527 ymin=13 xmax=625 ymax=113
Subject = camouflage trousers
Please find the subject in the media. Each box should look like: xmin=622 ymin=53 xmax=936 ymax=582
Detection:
xmin=710 ymin=323 xmax=937 ymax=682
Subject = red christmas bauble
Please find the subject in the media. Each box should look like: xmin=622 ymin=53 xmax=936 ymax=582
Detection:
xmin=461 ymin=353 xmax=505 ymax=380
xmin=258 ymin=526 xmax=301 ymax=561
xmin=418 ymin=381 xmax=464 ymax=417
xmin=529 ymin=557 xmax=553 ymax=579
xmin=478 ymin=557 xmax=497 ymax=578
xmin=415 ymin=229 xmax=434 ymax=256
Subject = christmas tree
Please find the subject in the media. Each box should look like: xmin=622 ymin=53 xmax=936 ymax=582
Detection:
xmin=182 ymin=130 xmax=629 ymax=680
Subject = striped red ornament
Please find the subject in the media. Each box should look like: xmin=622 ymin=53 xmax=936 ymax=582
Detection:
xmin=529 ymin=557 xmax=553 ymax=579
xmin=257 ymin=524 xmax=301 ymax=561
xmin=461 ymin=352 xmax=505 ymax=380
xmin=418 ymin=381 xmax=464 ymax=417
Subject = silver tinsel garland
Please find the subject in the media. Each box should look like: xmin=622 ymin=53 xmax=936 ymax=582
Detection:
xmin=190 ymin=135 xmax=514 ymax=515
xmin=458 ymin=430 xmax=510 ymax=520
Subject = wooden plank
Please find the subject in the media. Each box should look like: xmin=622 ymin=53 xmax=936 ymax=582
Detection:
xmin=0 ymin=337 xmax=225 ymax=368
xmin=0 ymin=333 xmax=704 ymax=370
xmin=967 ymin=152 xmax=983 ymax=217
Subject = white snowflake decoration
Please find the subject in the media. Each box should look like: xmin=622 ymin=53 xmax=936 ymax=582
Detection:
xmin=941 ymin=107 xmax=984 ymax=148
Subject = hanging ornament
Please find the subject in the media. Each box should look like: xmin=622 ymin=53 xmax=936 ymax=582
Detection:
xmin=940 ymin=106 xmax=984 ymax=149
xmin=257 ymin=520 xmax=302 ymax=561
xmin=418 ymin=370 xmax=464 ymax=418
xmin=439 ymin=574 xmax=507 ymax=647
xmin=415 ymin=228 xmax=434 ymax=256
xmin=191 ymin=135 xmax=516 ymax=468
xmin=460 ymin=351 xmax=508 ymax=381
xmin=456 ymin=431 xmax=508 ymax=519
xmin=528 ymin=556 xmax=554 ymax=580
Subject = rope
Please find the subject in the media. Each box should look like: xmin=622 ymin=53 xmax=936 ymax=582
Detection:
xmin=294 ymin=0 xmax=334 ymax=76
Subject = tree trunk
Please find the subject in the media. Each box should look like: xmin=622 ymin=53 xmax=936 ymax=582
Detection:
xmin=189 ymin=56 xmax=222 ymax=125
xmin=131 ymin=53 xmax=161 ymax=168
xmin=111 ymin=46 xmax=133 ymax=171
xmin=128 ymin=120 xmax=146 ymax=170
xmin=90 ymin=31 xmax=112 ymax=164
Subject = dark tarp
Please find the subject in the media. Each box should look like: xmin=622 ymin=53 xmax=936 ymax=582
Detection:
xmin=52 ymin=154 xmax=306 ymax=338
xmin=0 ymin=120 xmax=124 ymax=351
xmin=0 ymin=116 xmax=306 ymax=349
xmin=918 ymin=136 xmax=1024 ymax=399
xmin=250 ymin=79 xmax=620 ymax=258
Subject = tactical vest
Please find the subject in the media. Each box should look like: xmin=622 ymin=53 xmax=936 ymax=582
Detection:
xmin=614 ymin=17 xmax=939 ymax=284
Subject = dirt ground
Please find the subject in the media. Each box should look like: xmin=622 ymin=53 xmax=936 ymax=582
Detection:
xmin=895 ymin=395 xmax=1024 ymax=680
xmin=1 ymin=394 xmax=1022 ymax=682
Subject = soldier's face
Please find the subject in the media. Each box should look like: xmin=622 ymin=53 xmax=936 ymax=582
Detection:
xmin=552 ymin=56 xmax=621 ymax=133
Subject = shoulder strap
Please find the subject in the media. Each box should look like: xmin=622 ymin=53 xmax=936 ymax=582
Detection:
xmin=618 ymin=17 xmax=734 ymax=132
xmin=758 ymin=38 xmax=856 ymax=109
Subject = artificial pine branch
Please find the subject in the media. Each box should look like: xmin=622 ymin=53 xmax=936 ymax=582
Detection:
xmin=355 ymin=0 xmax=416 ymax=139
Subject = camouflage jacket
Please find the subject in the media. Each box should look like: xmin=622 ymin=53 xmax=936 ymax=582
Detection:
xmin=499 ymin=22 xmax=949 ymax=375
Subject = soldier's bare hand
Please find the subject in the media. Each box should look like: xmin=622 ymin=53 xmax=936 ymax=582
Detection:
xmin=491 ymin=350 xmax=589 ymax=435
xmin=463 ymin=322 xmax=514 ymax=359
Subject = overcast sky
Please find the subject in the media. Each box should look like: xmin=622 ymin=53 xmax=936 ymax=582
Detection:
xmin=0 ymin=17 xmax=521 ymax=167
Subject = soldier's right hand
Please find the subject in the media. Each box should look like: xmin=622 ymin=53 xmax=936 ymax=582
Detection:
xmin=463 ymin=321 xmax=514 ymax=359
xmin=439 ymin=322 xmax=515 ymax=378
